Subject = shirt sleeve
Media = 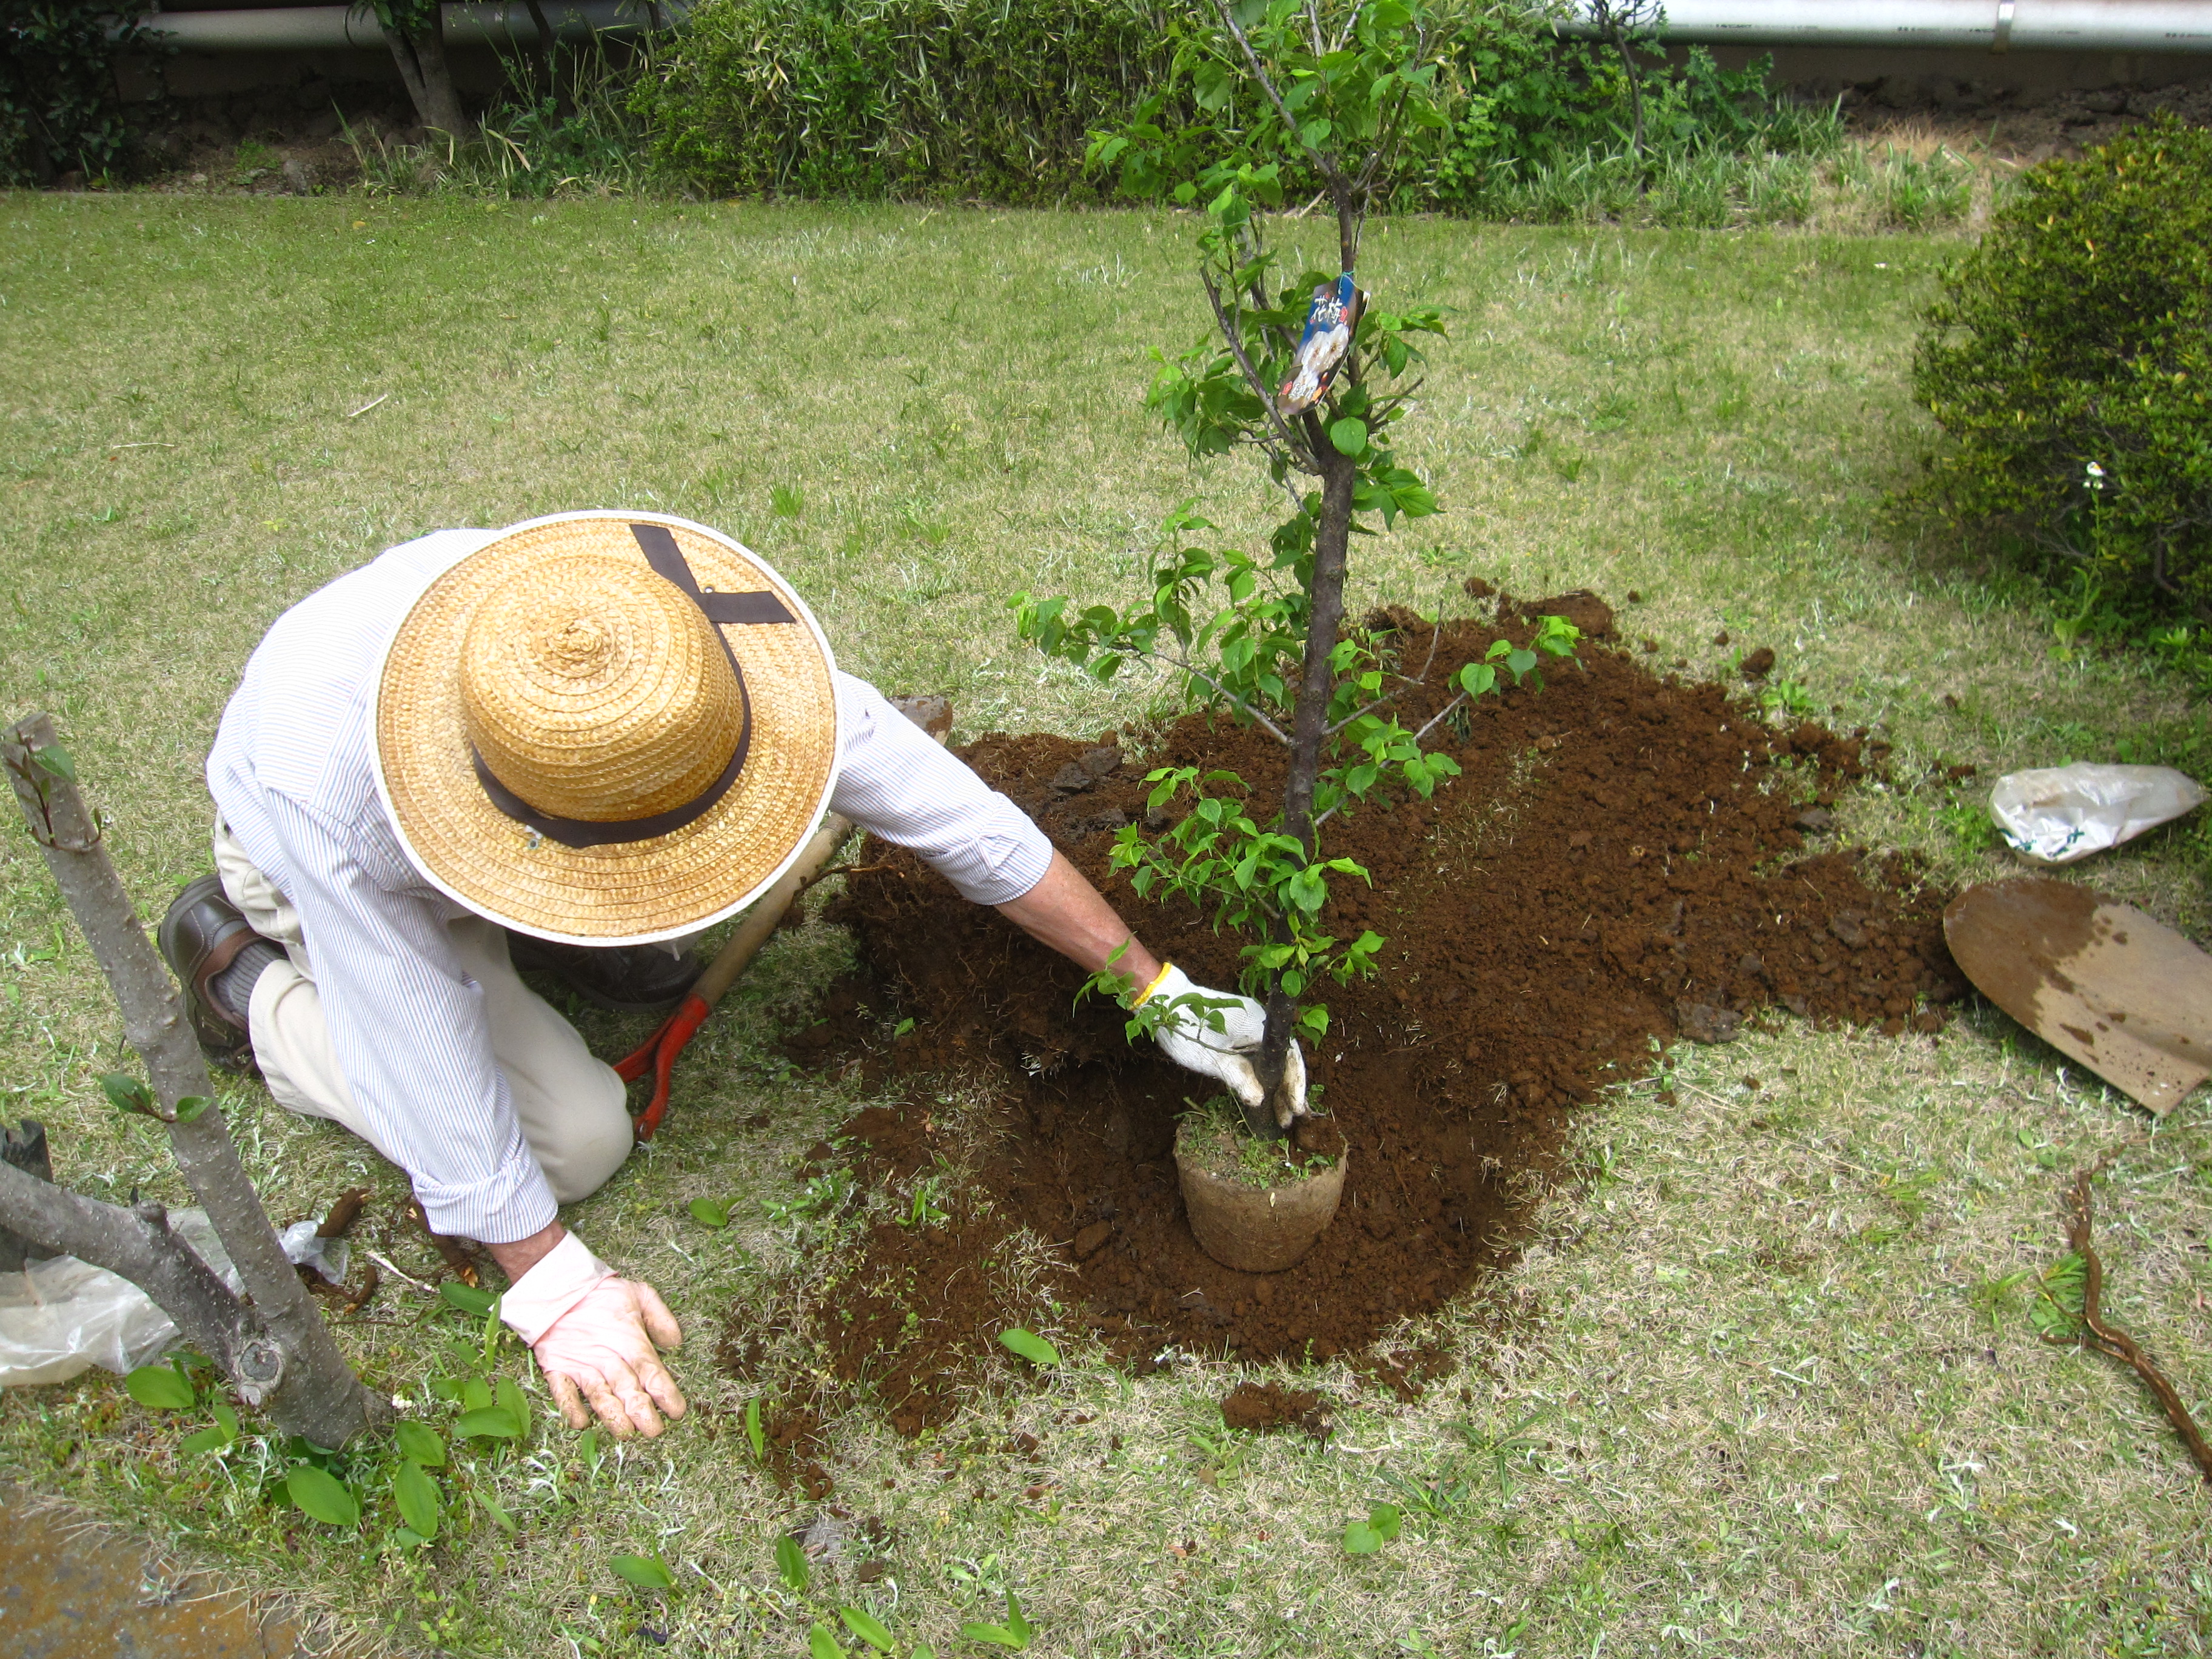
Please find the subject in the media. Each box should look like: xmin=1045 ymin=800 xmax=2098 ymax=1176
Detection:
xmin=263 ymin=793 xmax=557 ymax=1245
xmin=826 ymin=673 xmax=1054 ymax=906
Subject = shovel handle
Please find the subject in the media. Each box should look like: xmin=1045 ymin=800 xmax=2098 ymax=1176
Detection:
xmin=618 ymin=699 xmax=951 ymax=1140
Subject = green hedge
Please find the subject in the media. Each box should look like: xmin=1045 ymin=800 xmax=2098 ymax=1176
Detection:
xmin=635 ymin=0 xmax=1831 ymax=210
xmin=1914 ymin=116 xmax=2212 ymax=624
xmin=2 ymin=0 xmax=164 ymax=186
xmin=635 ymin=0 xmax=1185 ymax=204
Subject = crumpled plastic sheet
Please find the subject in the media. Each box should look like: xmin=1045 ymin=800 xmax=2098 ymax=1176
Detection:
xmin=0 ymin=1210 xmax=239 ymax=1388
xmin=1990 ymin=763 xmax=2207 ymax=865
xmin=278 ymin=1219 xmax=348 ymax=1285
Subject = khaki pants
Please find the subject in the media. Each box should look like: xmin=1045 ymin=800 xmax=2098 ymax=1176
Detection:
xmin=212 ymin=819 xmax=633 ymax=1208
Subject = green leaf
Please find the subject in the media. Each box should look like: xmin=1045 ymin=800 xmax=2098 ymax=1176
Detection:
xmin=172 ymin=1094 xmax=214 ymax=1124
xmin=286 ymin=1464 xmax=361 ymax=1527
xmin=809 ymin=1623 xmax=847 ymax=1659
xmin=610 ymin=1552 xmax=675 ymax=1590
xmin=392 ymin=1526 xmax=431 ymax=1550
xmin=1344 ymin=1520 xmax=1382 ymax=1554
xmin=997 ymin=1328 xmax=1061 ymax=1367
xmin=455 ymin=1406 xmax=523 ymax=1440
xmin=209 ymin=1397 xmax=240 ymax=1437
xmin=962 ymin=1593 xmax=1034 ymax=1649
xmin=687 ymin=1196 xmax=731 ymax=1228
xmin=474 ymin=1490 xmax=518 ymax=1533
xmin=1370 ymin=1501 xmax=1403 ymax=1541
xmin=124 ymin=1364 xmax=195 ymax=1411
xmin=460 ymin=1377 xmax=495 ymax=1413
xmin=440 ymin=1282 xmax=497 ymax=1318
xmin=495 ymin=1376 xmax=531 ymax=1432
xmin=99 ymin=1073 xmax=156 ymax=1117
xmin=179 ymin=1424 xmax=233 ymax=1456
xmin=745 ymin=1396 xmax=766 ymax=1461
xmin=394 ymin=1458 xmax=442 ymax=1539
xmin=840 ymin=1606 xmax=896 ymax=1651
xmin=394 ymin=1421 xmax=447 ymax=1467
xmin=1329 ymin=417 xmax=1369 ymax=456
xmin=31 ymin=743 xmax=75 ymax=782
xmin=776 ymin=1531 xmax=811 ymax=1593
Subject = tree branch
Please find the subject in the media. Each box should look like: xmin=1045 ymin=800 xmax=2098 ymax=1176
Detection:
xmin=1213 ymin=0 xmax=1335 ymax=181
xmin=1199 ymin=264 xmax=1318 ymax=468
xmin=1119 ymin=645 xmax=1294 ymax=745
xmin=4 ymin=713 xmax=387 ymax=1444
xmin=0 ymin=1160 xmax=249 ymax=1370
xmin=1321 ymin=616 xmax=1446 ymax=737
xmin=2045 ymin=1164 xmax=2212 ymax=1483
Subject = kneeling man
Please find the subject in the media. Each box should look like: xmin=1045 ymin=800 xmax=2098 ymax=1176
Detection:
xmin=163 ymin=512 xmax=1301 ymax=1439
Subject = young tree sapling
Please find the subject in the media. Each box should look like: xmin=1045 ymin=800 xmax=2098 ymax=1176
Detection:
xmin=1015 ymin=0 xmax=1580 ymax=1138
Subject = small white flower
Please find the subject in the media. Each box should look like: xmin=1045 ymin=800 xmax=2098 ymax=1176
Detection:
xmin=2086 ymin=461 xmax=2106 ymax=477
xmin=392 ymin=1394 xmax=412 ymax=1410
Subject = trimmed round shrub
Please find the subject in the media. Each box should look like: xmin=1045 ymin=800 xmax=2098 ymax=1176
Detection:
xmin=1913 ymin=116 xmax=2212 ymax=623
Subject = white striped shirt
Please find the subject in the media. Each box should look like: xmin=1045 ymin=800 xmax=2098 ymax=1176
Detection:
xmin=207 ymin=529 xmax=1051 ymax=1244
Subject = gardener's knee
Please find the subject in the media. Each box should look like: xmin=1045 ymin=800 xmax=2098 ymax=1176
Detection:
xmin=528 ymin=1071 xmax=635 ymax=1205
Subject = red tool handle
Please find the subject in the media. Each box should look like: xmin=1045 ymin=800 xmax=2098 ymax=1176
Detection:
xmin=621 ymin=993 xmax=709 ymax=1142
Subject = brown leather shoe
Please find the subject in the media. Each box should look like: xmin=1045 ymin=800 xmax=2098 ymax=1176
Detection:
xmin=156 ymin=874 xmax=264 ymax=1073
xmin=506 ymin=934 xmax=703 ymax=1013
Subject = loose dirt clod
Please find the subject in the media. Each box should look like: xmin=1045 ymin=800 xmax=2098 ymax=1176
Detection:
xmin=756 ymin=609 xmax=1962 ymax=1430
xmin=1219 ymin=1381 xmax=1331 ymax=1436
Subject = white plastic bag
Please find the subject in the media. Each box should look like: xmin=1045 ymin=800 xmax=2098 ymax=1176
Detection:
xmin=0 ymin=1210 xmax=239 ymax=1388
xmin=1989 ymin=763 xmax=2207 ymax=865
xmin=279 ymin=1218 xmax=348 ymax=1284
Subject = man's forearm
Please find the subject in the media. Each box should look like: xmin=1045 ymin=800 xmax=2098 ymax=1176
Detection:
xmin=488 ymin=1219 xmax=565 ymax=1283
xmin=995 ymin=850 xmax=1162 ymax=994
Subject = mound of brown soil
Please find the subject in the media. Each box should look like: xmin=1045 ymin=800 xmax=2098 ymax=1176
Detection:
xmin=752 ymin=603 xmax=1964 ymax=1432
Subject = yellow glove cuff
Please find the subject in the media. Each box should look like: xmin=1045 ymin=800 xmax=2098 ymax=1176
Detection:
xmin=1127 ymin=960 xmax=1176 ymax=1008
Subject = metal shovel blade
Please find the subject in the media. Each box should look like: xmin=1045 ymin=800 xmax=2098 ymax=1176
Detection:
xmin=1943 ymin=877 xmax=2212 ymax=1114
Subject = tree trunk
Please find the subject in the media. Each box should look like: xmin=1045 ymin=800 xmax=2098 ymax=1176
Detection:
xmin=2 ymin=714 xmax=388 ymax=1446
xmin=1250 ymin=430 xmax=1359 ymax=1137
xmin=0 ymin=1121 xmax=52 ymax=1272
xmin=380 ymin=12 xmax=478 ymax=145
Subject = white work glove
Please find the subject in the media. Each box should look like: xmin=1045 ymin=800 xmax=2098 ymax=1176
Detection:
xmin=500 ymin=1232 xmax=687 ymax=1439
xmin=1133 ymin=963 xmax=1309 ymax=1128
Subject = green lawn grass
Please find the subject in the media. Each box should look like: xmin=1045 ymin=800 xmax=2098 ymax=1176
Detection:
xmin=1 ymin=192 xmax=2207 ymax=1657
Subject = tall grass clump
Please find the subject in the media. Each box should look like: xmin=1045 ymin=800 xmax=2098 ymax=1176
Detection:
xmin=1413 ymin=10 xmax=1841 ymax=223
xmin=349 ymin=38 xmax=656 ymax=197
xmin=633 ymin=0 xmax=1184 ymax=203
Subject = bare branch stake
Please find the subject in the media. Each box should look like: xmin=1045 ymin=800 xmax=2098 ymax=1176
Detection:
xmin=2045 ymin=1163 xmax=2212 ymax=1484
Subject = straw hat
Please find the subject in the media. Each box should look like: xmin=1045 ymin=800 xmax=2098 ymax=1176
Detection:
xmin=372 ymin=511 xmax=842 ymax=945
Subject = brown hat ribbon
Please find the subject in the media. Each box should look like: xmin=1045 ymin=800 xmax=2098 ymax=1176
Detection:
xmin=469 ymin=523 xmax=797 ymax=850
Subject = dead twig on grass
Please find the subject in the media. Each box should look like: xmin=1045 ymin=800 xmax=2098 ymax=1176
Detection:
xmin=2043 ymin=1163 xmax=2212 ymax=1484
